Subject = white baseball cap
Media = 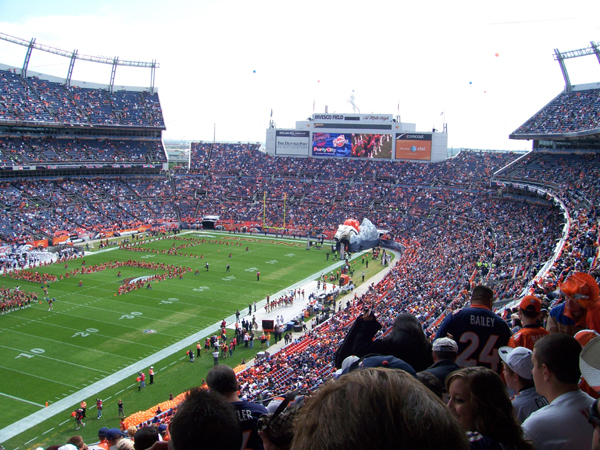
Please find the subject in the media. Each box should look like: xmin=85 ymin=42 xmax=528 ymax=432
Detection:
xmin=499 ymin=346 xmax=533 ymax=380
xmin=581 ymin=337 xmax=600 ymax=393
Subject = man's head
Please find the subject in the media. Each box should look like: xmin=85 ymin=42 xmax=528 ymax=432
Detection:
xmin=106 ymin=428 xmax=122 ymax=446
xmin=133 ymin=426 xmax=159 ymax=450
xmin=519 ymin=295 xmax=542 ymax=320
xmin=206 ymin=365 xmax=238 ymax=395
xmin=169 ymin=387 xmax=242 ymax=450
xmin=291 ymin=367 xmax=468 ymax=450
xmin=560 ymin=272 xmax=599 ymax=309
xmin=432 ymin=337 xmax=458 ymax=362
xmin=499 ymin=346 xmax=535 ymax=392
xmin=471 ymin=285 xmax=494 ymax=308
xmin=98 ymin=427 xmax=109 ymax=442
xmin=532 ymin=334 xmax=582 ymax=399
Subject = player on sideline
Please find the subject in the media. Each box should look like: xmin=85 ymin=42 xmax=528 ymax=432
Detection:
xmin=435 ymin=285 xmax=512 ymax=372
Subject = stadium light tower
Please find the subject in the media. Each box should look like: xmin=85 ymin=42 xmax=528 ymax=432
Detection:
xmin=553 ymin=41 xmax=600 ymax=93
xmin=0 ymin=32 xmax=160 ymax=93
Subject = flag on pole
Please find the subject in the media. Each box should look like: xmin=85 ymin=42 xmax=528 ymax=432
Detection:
xmin=270 ymin=108 xmax=273 ymax=118
xmin=440 ymin=112 xmax=444 ymax=116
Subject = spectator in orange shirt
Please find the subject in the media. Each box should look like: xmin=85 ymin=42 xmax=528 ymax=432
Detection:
xmin=508 ymin=295 xmax=549 ymax=350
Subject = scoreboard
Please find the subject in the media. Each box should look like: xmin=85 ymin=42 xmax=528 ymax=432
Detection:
xmin=266 ymin=113 xmax=447 ymax=162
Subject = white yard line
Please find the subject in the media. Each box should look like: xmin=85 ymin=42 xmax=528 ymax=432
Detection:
xmin=0 ymin=344 xmax=111 ymax=374
xmin=0 ymin=392 xmax=45 ymax=408
xmin=0 ymin=365 xmax=80 ymax=389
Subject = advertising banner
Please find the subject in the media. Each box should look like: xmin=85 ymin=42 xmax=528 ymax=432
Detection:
xmin=276 ymin=130 xmax=310 ymax=155
xmin=395 ymin=133 xmax=432 ymax=161
xmin=312 ymin=133 xmax=352 ymax=157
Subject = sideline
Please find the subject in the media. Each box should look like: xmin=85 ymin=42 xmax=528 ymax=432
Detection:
xmin=0 ymin=247 xmax=397 ymax=444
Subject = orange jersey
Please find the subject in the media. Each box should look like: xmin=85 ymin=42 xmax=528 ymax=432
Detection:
xmin=508 ymin=325 xmax=549 ymax=350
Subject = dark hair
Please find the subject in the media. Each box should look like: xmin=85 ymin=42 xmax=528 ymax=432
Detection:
xmin=533 ymin=333 xmax=581 ymax=384
xmin=206 ymin=365 xmax=239 ymax=394
xmin=133 ymin=427 xmax=159 ymax=450
xmin=169 ymin=388 xmax=241 ymax=450
xmin=471 ymin=285 xmax=494 ymax=305
xmin=520 ymin=308 xmax=539 ymax=319
xmin=417 ymin=371 xmax=444 ymax=399
xmin=434 ymin=350 xmax=458 ymax=361
xmin=291 ymin=368 xmax=468 ymax=450
xmin=384 ymin=313 xmax=433 ymax=371
xmin=446 ymin=367 xmax=533 ymax=450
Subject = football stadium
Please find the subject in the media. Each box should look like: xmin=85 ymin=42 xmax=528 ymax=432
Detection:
xmin=1 ymin=18 xmax=600 ymax=450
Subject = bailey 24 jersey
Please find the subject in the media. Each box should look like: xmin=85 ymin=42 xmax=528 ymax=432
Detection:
xmin=435 ymin=305 xmax=512 ymax=372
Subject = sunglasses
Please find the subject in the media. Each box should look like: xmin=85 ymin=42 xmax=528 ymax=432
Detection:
xmin=589 ymin=398 xmax=600 ymax=428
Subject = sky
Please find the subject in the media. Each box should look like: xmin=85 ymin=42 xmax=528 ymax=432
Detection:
xmin=1 ymin=0 xmax=599 ymax=150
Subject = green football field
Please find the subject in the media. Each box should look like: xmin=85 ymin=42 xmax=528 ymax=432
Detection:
xmin=0 ymin=232 xmax=384 ymax=449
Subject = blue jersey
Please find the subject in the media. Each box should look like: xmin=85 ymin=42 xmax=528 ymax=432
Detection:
xmin=549 ymin=302 xmax=575 ymax=326
xmin=435 ymin=305 xmax=512 ymax=372
xmin=232 ymin=400 xmax=268 ymax=450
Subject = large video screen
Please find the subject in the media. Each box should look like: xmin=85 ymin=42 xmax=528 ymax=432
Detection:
xmin=312 ymin=133 xmax=392 ymax=158
xmin=312 ymin=133 xmax=352 ymax=157
xmin=351 ymin=134 xmax=392 ymax=159
xmin=395 ymin=133 xmax=432 ymax=161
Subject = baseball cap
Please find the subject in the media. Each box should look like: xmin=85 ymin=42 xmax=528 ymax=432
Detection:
xmin=575 ymin=329 xmax=600 ymax=347
xmin=519 ymin=295 xmax=541 ymax=314
xmin=98 ymin=427 xmax=110 ymax=437
xmin=580 ymin=337 xmax=600 ymax=392
xmin=350 ymin=355 xmax=417 ymax=377
xmin=116 ymin=440 xmax=134 ymax=450
xmin=107 ymin=428 xmax=122 ymax=440
xmin=499 ymin=346 xmax=533 ymax=380
xmin=157 ymin=424 xmax=168 ymax=433
xmin=334 ymin=355 xmax=360 ymax=377
xmin=432 ymin=337 xmax=458 ymax=353
xmin=560 ymin=272 xmax=600 ymax=309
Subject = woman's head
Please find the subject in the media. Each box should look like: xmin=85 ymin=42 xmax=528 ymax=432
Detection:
xmin=447 ymin=367 xmax=514 ymax=436
xmin=291 ymin=368 xmax=468 ymax=450
xmin=386 ymin=313 xmax=433 ymax=370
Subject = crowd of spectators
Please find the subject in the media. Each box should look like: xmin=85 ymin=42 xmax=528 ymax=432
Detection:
xmin=22 ymin=140 xmax=600 ymax=450
xmin=512 ymin=88 xmax=600 ymax=135
xmin=0 ymin=69 xmax=165 ymax=128
xmin=0 ymin=136 xmax=166 ymax=166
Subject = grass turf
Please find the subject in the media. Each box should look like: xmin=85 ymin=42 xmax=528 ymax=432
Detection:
xmin=0 ymin=232 xmax=386 ymax=449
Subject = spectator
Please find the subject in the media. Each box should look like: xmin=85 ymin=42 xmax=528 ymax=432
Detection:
xmin=508 ymin=296 xmax=549 ymax=350
xmin=207 ymin=365 xmax=268 ymax=450
xmin=498 ymin=346 xmax=548 ymax=423
xmin=291 ymin=367 xmax=468 ymax=450
xmin=521 ymin=334 xmax=594 ymax=450
xmin=88 ymin=427 xmax=109 ymax=450
xmin=338 ymin=312 xmax=433 ymax=372
xmin=560 ymin=272 xmax=600 ymax=334
xmin=436 ymin=285 xmax=512 ymax=372
xmin=447 ymin=367 xmax=533 ymax=450
xmin=106 ymin=428 xmax=123 ymax=450
xmin=133 ymin=427 xmax=159 ymax=450
xmin=67 ymin=436 xmax=87 ymax=450
xmin=168 ymin=387 xmax=242 ymax=450
xmin=419 ymin=337 xmax=460 ymax=398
